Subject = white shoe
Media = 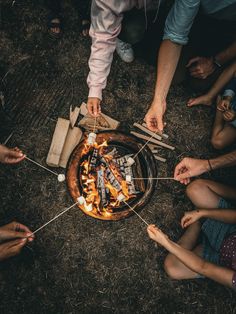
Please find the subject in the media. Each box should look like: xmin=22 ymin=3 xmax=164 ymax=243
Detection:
xmin=116 ymin=38 xmax=134 ymax=63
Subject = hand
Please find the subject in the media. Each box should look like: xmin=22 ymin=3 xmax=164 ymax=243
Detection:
xmin=0 ymin=145 xmax=25 ymax=164
xmin=145 ymin=100 xmax=166 ymax=132
xmin=0 ymin=221 xmax=34 ymax=243
xmin=181 ymin=210 xmax=202 ymax=228
xmin=147 ymin=224 xmax=169 ymax=247
xmin=0 ymin=221 xmax=34 ymax=261
xmin=187 ymin=94 xmax=213 ymax=107
xmin=186 ymin=56 xmax=216 ymax=79
xmin=217 ymin=98 xmax=231 ymax=112
xmin=223 ymin=109 xmax=236 ymax=122
xmin=0 ymin=238 xmax=27 ymax=261
xmin=174 ymin=157 xmax=209 ymax=184
xmin=87 ymin=97 xmax=101 ymax=117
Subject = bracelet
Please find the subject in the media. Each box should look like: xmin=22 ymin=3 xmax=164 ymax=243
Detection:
xmin=207 ymin=159 xmax=213 ymax=172
xmin=213 ymin=57 xmax=222 ymax=68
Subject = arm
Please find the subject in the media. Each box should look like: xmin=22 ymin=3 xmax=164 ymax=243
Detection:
xmin=187 ymin=41 xmax=236 ymax=80
xmin=147 ymin=225 xmax=234 ymax=289
xmin=207 ymin=62 xmax=236 ymax=100
xmin=174 ymin=151 xmax=236 ymax=182
xmin=181 ymin=209 xmax=236 ymax=228
xmin=87 ymin=0 xmax=123 ymax=115
xmin=145 ymin=0 xmax=200 ymax=131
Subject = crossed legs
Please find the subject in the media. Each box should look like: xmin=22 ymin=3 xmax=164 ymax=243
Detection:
xmin=164 ymin=179 xmax=236 ymax=280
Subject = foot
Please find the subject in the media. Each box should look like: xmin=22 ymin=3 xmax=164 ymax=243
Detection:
xmin=48 ymin=17 xmax=62 ymax=38
xmin=81 ymin=19 xmax=90 ymax=37
xmin=116 ymin=39 xmax=134 ymax=63
xmin=187 ymin=94 xmax=213 ymax=107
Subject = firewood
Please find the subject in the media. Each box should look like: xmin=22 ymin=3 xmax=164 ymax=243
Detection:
xmin=69 ymin=106 xmax=80 ymax=128
xmin=46 ymin=118 xmax=70 ymax=167
xmin=59 ymin=126 xmax=83 ymax=168
xmin=142 ymin=122 xmax=169 ymax=139
xmin=78 ymin=115 xmax=110 ymax=130
xmin=153 ymin=155 xmax=166 ymax=162
xmin=79 ymin=102 xmax=120 ymax=129
xmin=133 ymin=123 xmax=162 ymax=140
xmin=130 ymin=131 xmax=175 ymax=150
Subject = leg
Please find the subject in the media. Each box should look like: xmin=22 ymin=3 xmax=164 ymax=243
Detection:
xmin=186 ymin=179 xmax=236 ymax=208
xmin=211 ymin=109 xmax=236 ymax=149
xmin=164 ymin=243 xmax=203 ymax=280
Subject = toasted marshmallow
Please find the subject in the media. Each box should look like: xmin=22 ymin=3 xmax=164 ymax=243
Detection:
xmin=77 ymin=196 xmax=85 ymax=205
xmin=125 ymin=175 xmax=132 ymax=183
xmin=57 ymin=174 xmax=65 ymax=182
xmin=85 ymin=203 xmax=93 ymax=212
xmin=87 ymin=132 xmax=97 ymax=145
xmin=127 ymin=157 xmax=135 ymax=166
xmin=117 ymin=193 xmax=126 ymax=202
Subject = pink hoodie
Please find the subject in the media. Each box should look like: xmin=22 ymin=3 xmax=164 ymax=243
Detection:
xmin=87 ymin=0 xmax=160 ymax=100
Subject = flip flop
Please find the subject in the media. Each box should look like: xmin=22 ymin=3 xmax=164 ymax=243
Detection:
xmin=47 ymin=17 xmax=62 ymax=39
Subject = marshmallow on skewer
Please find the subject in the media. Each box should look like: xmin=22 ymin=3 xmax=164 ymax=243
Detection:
xmin=127 ymin=157 xmax=135 ymax=166
xmin=87 ymin=132 xmax=97 ymax=145
xmin=117 ymin=193 xmax=126 ymax=202
xmin=77 ymin=196 xmax=85 ymax=205
xmin=85 ymin=203 xmax=93 ymax=212
xmin=57 ymin=174 xmax=66 ymax=182
xmin=125 ymin=175 xmax=132 ymax=183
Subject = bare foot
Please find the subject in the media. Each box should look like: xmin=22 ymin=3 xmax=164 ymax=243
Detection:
xmin=187 ymin=94 xmax=213 ymax=107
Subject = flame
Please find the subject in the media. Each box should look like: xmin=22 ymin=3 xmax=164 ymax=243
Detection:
xmin=79 ymin=136 xmax=134 ymax=215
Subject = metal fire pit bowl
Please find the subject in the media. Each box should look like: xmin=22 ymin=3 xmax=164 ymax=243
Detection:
xmin=66 ymin=130 xmax=157 ymax=221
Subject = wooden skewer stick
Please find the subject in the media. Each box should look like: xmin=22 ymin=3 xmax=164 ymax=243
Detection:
xmin=25 ymin=156 xmax=59 ymax=176
xmin=142 ymin=122 xmax=169 ymax=139
xmin=131 ymin=131 xmax=175 ymax=151
xmin=29 ymin=201 xmax=80 ymax=236
xmin=133 ymin=123 xmax=162 ymax=141
xmin=123 ymin=200 xmax=149 ymax=226
xmin=153 ymin=155 xmax=166 ymax=163
xmin=132 ymin=177 xmax=174 ymax=180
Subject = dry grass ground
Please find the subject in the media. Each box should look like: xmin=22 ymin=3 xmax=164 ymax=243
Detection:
xmin=0 ymin=1 xmax=235 ymax=313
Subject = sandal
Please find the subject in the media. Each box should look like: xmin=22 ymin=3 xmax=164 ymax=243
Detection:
xmin=47 ymin=16 xmax=62 ymax=39
xmin=81 ymin=19 xmax=90 ymax=37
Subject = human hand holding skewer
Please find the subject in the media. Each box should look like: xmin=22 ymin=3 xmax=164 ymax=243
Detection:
xmin=87 ymin=97 xmax=101 ymax=117
xmin=0 ymin=145 xmax=25 ymax=164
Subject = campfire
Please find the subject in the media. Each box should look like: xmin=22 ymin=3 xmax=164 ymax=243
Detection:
xmin=67 ymin=131 xmax=157 ymax=221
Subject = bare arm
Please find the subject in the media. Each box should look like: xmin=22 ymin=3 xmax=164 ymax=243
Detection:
xmin=145 ymin=40 xmax=182 ymax=131
xmin=207 ymin=62 xmax=236 ymax=100
xmin=165 ymin=239 xmax=234 ymax=288
xmin=210 ymin=150 xmax=236 ymax=169
xmin=147 ymin=225 xmax=234 ymax=289
xmin=201 ymin=209 xmax=236 ymax=223
xmin=215 ymin=41 xmax=236 ymax=67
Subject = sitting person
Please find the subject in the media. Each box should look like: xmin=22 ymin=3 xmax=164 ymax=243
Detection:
xmin=0 ymin=144 xmax=34 ymax=261
xmin=187 ymin=62 xmax=236 ymax=149
xmin=46 ymin=0 xmax=91 ymax=38
xmin=147 ymin=153 xmax=236 ymax=290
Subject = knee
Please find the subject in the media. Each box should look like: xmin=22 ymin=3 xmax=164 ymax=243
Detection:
xmin=186 ymin=179 xmax=207 ymax=201
xmin=211 ymin=136 xmax=225 ymax=150
xmin=164 ymin=255 xmax=184 ymax=280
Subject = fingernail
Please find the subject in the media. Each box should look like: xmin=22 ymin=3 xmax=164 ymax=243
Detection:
xmin=26 ymin=233 xmax=32 ymax=237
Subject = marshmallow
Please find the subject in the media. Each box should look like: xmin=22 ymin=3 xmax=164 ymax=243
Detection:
xmin=57 ymin=174 xmax=65 ymax=182
xmin=127 ymin=157 xmax=135 ymax=166
xmin=125 ymin=175 xmax=132 ymax=183
xmin=117 ymin=193 xmax=126 ymax=202
xmin=77 ymin=196 xmax=85 ymax=205
xmin=87 ymin=132 xmax=97 ymax=145
xmin=85 ymin=203 xmax=93 ymax=212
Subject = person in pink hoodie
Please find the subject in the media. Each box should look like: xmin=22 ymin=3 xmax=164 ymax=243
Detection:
xmin=87 ymin=0 xmax=162 ymax=117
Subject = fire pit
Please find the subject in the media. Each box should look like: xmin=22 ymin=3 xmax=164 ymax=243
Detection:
xmin=66 ymin=130 xmax=157 ymax=221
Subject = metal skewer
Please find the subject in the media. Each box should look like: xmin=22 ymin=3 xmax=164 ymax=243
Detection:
xmin=123 ymin=200 xmax=149 ymax=226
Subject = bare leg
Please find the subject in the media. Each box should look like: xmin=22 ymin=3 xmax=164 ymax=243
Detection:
xmin=164 ymin=244 xmax=203 ymax=280
xmin=186 ymin=179 xmax=236 ymax=208
xmin=211 ymin=109 xmax=236 ymax=149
